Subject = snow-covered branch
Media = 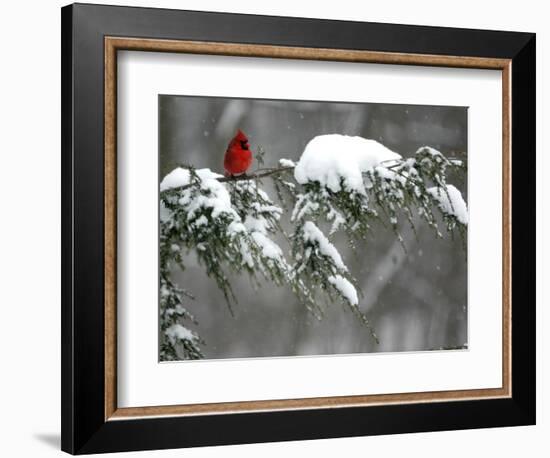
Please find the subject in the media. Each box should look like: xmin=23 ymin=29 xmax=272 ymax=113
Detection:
xmin=163 ymin=164 xmax=295 ymax=193
xmin=159 ymin=134 xmax=468 ymax=360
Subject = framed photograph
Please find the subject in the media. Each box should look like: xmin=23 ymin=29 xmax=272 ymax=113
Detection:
xmin=61 ymin=3 xmax=536 ymax=454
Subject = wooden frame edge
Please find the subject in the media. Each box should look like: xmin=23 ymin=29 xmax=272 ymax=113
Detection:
xmin=109 ymin=388 xmax=510 ymax=420
xmin=105 ymin=37 xmax=510 ymax=69
xmin=105 ymin=38 xmax=118 ymax=420
xmin=103 ymin=36 xmax=512 ymax=421
xmin=502 ymin=61 xmax=512 ymax=400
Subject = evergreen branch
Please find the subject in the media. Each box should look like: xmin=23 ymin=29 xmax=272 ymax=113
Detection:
xmin=160 ymin=141 xmax=468 ymax=360
xmin=166 ymin=155 xmax=465 ymax=194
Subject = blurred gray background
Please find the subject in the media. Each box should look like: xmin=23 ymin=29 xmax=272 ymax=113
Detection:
xmin=159 ymin=95 xmax=468 ymax=359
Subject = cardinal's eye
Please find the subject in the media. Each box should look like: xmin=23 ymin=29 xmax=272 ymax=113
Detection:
xmin=240 ymin=140 xmax=249 ymax=150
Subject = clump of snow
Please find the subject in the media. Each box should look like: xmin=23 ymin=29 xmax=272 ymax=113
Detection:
xmin=427 ymin=185 xmax=468 ymax=225
xmin=279 ymin=158 xmax=296 ymax=168
xmin=239 ymin=240 xmax=255 ymax=268
xmin=294 ymin=134 xmax=402 ymax=194
xmin=244 ymin=215 xmax=284 ymax=261
xmin=162 ymin=167 xmax=239 ymax=221
xmin=328 ymin=275 xmax=358 ymax=305
xmin=227 ymin=221 xmax=246 ymax=235
xmin=160 ymin=167 xmax=223 ymax=192
xmin=165 ymin=323 xmax=195 ymax=343
xmin=302 ymin=221 xmax=346 ymax=271
xmin=193 ymin=215 xmax=208 ymax=227
xmin=244 ymin=215 xmax=269 ymax=234
xmin=251 ymin=231 xmax=284 ymax=260
xmin=160 ymin=167 xmax=191 ymax=192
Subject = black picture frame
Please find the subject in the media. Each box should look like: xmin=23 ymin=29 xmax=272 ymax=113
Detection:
xmin=61 ymin=3 xmax=536 ymax=454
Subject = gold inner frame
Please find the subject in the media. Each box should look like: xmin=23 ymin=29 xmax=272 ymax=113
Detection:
xmin=104 ymin=37 xmax=512 ymax=421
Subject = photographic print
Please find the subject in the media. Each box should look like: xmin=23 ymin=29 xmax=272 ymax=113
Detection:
xmin=159 ymin=95 xmax=468 ymax=361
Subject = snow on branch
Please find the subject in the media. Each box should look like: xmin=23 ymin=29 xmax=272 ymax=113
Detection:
xmin=294 ymin=134 xmax=402 ymax=194
xmin=162 ymin=165 xmax=295 ymax=193
xmin=159 ymin=134 xmax=467 ymax=359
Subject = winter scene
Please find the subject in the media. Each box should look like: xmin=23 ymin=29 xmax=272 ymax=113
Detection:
xmin=159 ymin=95 xmax=468 ymax=361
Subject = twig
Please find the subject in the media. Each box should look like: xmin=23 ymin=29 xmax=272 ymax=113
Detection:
xmin=165 ymin=166 xmax=295 ymax=192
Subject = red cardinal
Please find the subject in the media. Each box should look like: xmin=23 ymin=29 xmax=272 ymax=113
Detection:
xmin=224 ymin=129 xmax=253 ymax=176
